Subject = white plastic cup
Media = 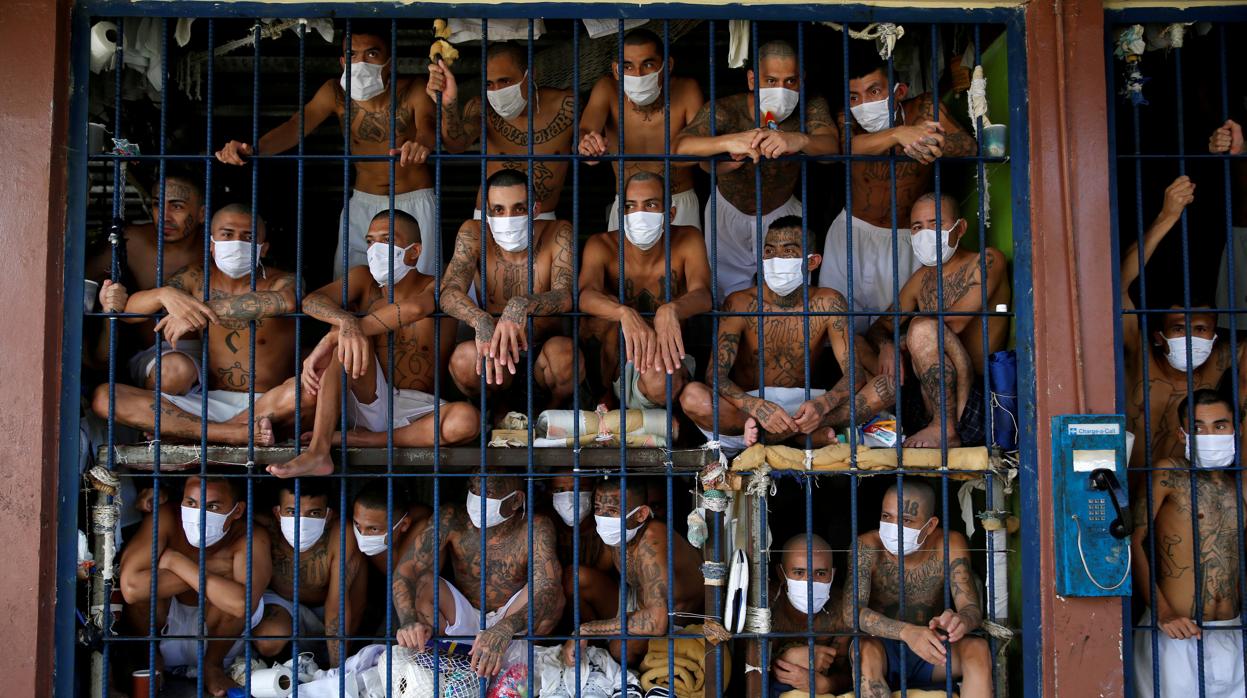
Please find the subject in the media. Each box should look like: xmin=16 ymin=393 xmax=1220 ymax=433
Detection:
xmin=84 ymin=279 xmax=99 ymax=313
xmin=982 ymin=123 xmax=1007 ymax=157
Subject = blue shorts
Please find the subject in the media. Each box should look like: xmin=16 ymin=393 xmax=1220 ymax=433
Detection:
xmin=882 ymin=638 xmax=938 ymax=688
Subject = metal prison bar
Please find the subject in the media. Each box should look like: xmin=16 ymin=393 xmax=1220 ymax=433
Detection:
xmin=76 ymin=7 xmax=1026 ymax=698
xmin=1105 ymin=10 xmax=1247 ymax=698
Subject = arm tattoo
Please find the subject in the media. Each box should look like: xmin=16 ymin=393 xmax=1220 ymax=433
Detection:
xmin=948 ymin=556 xmax=982 ymax=630
xmin=304 ymin=291 xmax=358 ymax=326
xmin=440 ymin=227 xmax=491 ymax=329
xmin=714 ymin=329 xmax=750 ymax=404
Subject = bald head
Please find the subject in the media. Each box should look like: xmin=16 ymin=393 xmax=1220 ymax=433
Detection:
xmin=779 ymin=533 xmax=834 ymax=582
xmin=211 ymin=203 xmax=266 ymax=241
xmin=883 ymin=480 xmax=936 ymax=523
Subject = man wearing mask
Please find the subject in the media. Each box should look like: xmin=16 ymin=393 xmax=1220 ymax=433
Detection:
xmin=820 ymin=45 xmax=976 ymax=334
xmin=560 ymin=478 xmax=704 ymax=668
xmin=272 ymin=210 xmax=479 ymax=478
xmin=673 ymin=39 xmax=839 ymax=299
xmin=680 ymin=217 xmax=870 ymax=452
xmin=428 ymin=41 xmax=576 ymax=218
xmin=1131 ymin=390 xmax=1247 ymax=697
xmin=92 ymin=205 xmax=307 ymax=446
xmin=580 ymin=172 xmax=712 ymax=408
xmin=547 ymin=475 xmax=615 ymax=628
xmin=857 ymin=193 xmax=1009 ymax=448
xmin=118 ymin=475 xmax=271 ymax=697
xmin=849 ymin=480 xmax=992 ymax=698
xmin=216 ymin=21 xmax=439 ymax=279
xmin=351 ymin=480 xmax=431 ymax=575
xmin=253 ymin=478 xmax=366 ymax=667
xmin=441 ymin=170 xmax=582 ymax=414
xmin=393 ymin=476 xmax=564 ymax=680
xmin=578 ymin=28 xmax=705 ymax=231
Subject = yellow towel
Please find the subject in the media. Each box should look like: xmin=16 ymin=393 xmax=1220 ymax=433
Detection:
xmin=638 ymin=625 xmax=732 ymax=698
xmin=778 ymin=691 xmax=957 ymax=698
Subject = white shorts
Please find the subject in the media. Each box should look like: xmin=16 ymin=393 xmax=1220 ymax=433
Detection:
xmin=441 ymin=577 xmax=526 ymax=641
xmin=697 ymin=386 xmax=826 ymax=452
xmin=606 ymin=188 xmax=701 ymax=231
xmin=704 ymin=188 xmax=802 ymax=299
xmin=472 ymin=209 xmax=557 ymax=221
xmin=1134 ymin=607 xmax=1245 ymax=697
xmin=162 ymin=389 xmax=265 ymax=423
xmin=260 ymin=590 xmax=326 ymax=638
xmin=613 ymin=356 xmax=695 ymax=410
xmin=128 ymin=340 xmax=202 ymax=390
xmin=819 ymin=208 xmax=921 ymax=335
xmin=349 ymin=359 xmax=443 ymax=432
xmin=335 ymin=188 xmax=438 ymax=279
xmin=1215 ymin=225 xmax=1247 ymax=329
xmin=159 ymin=596 xmax=266 ymax=669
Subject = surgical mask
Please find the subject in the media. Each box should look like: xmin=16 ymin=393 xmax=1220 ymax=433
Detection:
xmin=763 ymin=256 xmax=806 ymax=296
xmin=596 ymin=506 xmax=646 ymax=547
xmin=353 ymin=513 xmax=407 ymax=557
xmin=487 ymin=214 xmax=530 ymax=252
xmin=850 ymin=87 xmax=900 ymax=133
xmin=367 ymin=242 xmax=416 ymax=287
xmin=1164 ymin=335 xmax=1216 ymax=371
xmin=784 ymin=572 xmax=834 ymax=615
xmin=487 ymin=73 xmax=528 ymax=120
xmin=911 ymin=223 xmax=961 ymax=267
xmin=552 ymin=491 xmax=593 ymax=527
xmin=624 ymin=212 xmax=664 ymax=251
xmin=182 ymin=504 xmax=236 ymax=548
xmin=466 ymin=490 xmax=518 ymax=529
xmin=1184 ymin=431 xmax=1237 ymax=469
xmin=759 ymin=87 xmax=800 ymax=125
xmin=878 ymin=519 xmax=928 ymax=557
xmin=623 ymin=69 xmax=662 ymax=107
xmin=280 ymin=515 xmax=328 ymax=553
xmin=213 ymin=240 xmax=260 ymax=279
xmin=340 ymin=60 xmax=389 ymax=102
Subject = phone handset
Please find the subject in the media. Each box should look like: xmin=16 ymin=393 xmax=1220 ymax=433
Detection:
xmin=1072 ymin=468 xmax=1132 ymax=591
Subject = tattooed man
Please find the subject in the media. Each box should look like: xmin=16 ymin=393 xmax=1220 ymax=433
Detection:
xmin=393 ymin=476 xmax=564 ymax=679
xmin=272 ymin=210 xmax=478 ymax=478
xmin=673 ymin=39 xmax=839 ymax=298
xmin=848 ymin=481 xmax=991 ymax=698
xmin=93 ymin=205 xmax=307 ymax=446
xmin=428 ymin=41 xmax=575 ymax=217
xmin=680 ymin=216 xmax=868 ymax=452
xmin=857 ymin=193 xmax=1009 ymax=448
xmin=441 ymin=169 xmax=582 ymax=412
xmin=351 ymin=479 xmax=432 ymax=575
xmin=1131 ymin=390 xmax=1247 ymax=697
xmin=560 ymin=478 xmax=703 ymax=668
xmin=253 ymin=478 xmax=365 ymax=667
xmin=819 ymin=45 xmax=976 ymax=334
xmin=580 ymin=172 xmax=712 ymax=407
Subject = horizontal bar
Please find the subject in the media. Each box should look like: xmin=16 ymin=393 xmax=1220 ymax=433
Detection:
xmin=88 ymin=152 xmax=1012 ymax=165
xmin=87 ymin=309 xmax=1016 ymax=321
xmin=1117 ymin=153 xmax=1247 ymax=160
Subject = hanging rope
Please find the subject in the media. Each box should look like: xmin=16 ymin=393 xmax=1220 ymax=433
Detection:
xmin=701 ymin=561 xmax=729 ymax=586
xmin=820 ymin=22 xmax=906 ymax=60
xmin=743 ymin=605 xmax=772 ymax=634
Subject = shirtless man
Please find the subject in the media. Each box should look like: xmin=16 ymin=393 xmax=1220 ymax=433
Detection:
xmin=92 ymin=204 xmax=307 ymax=446
xmin=578 ymin=28 xmax=705 ymax=231
xmin=1131 ymin=390 xmax=1247 ymax=697
xmin=548 ymin=475 xmax=616 ymax=631
xmin=561 ymin=477 xmax=704 ymax=667
xmin=746 ymin=534 xmax=851 ymax=697
xmin=580 ymin=172 xmax=711 ymax=407
xmin=393 ymin=476 xmax=564 ymax=679
xmin=679 ymin=217 xmax=868 ymax=452
xmin=272 ymin=210 xmax=479 ymax=478
xmin=428 ymin=41 xmax=576 ymax=217
xmin=215 ymin=21 xmax=439 ymax=278
xmin=848 ymin=481 xmax=991 ymax=698
xmin=1210 ymin=119 xmax=1247 ymax=329
xmin=351 ymin=480 xmax=431 ymax=573
xmin=441 ymin=169 xmax=581 ymax=411
xmin=819 ymin=45 xmax=977 ymax=334
xmin=859 ymin=193 xmax=1009 ymax=448
xmin=253 ymin=478 xmax=365 ymax=667
xmin=119 ymin=475 xmax=271 ymax=697
xmin=673 ymin=39 xmax=838 ymax=298
xmin=90 ymin=171 xmax=205 ymax=395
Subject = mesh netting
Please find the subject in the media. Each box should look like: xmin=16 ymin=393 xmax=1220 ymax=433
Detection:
xmin=366 ymin=647 xmax=481 ymax=698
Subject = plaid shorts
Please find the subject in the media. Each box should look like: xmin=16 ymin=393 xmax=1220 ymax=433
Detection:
xmin=900 ymin=375 xmax=987 ymax=446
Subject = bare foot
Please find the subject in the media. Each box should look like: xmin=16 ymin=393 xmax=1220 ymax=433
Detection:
xmin=203 ymin=665 xmax=238 ymax=697
xmin=904 ymin=423 xmax=961 ymax=449
xmin=742 ymin=417 xmax=761 ymax=447
xmin=267 ymin=449 xmax=335 ymax=478
xmin=254 ymin=416 xmax=275 ymax=447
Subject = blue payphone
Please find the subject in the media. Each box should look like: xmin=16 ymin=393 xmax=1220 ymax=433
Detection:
xmin=1052 ymin=414 xmax=1132 ymax=597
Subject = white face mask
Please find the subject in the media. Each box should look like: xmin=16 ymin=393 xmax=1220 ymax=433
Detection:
xmin=878 ymin=519 xmax=929 ymax=557
xmin=1164 ymin=335 xmax=1216 ymax=371
xmin=487 ymin=72 xmax=529 ymax=120
xmin=763 ymin=256 xmax=806 ymax=296
xmin=1184 ymin=431 xmax=1237 ymax=469
xmin=623 ymin=211 xmax=664 ymax=251
xmin=596 ymin=506 xmax=645 ymax=547
xmin=182 ymin=504 xmax=237 ymax=548
xmin=911 ymin=223 xmax=961 ymax=267
xmin=623 ymin=69 xmax=662 ymax=107
xmin=353 ymin=513 xmax=407 ymax=557
xmin=487 ymin=214 xmax=530 ymax=253
xmin=850 ymin=86 xmax=900 ymax=133
xmin=784 ymin=571 xmax=834 ymax=615
xmin=340 ymin=59 xmax=389 ymax=102
xmin=552 ymin=491 xmax=593 ymax=527
xmin=280 ymin=514 xmax=328 ymax=553
xmin=366 ymin=242 xmax=416 ymax=287
xmin=466 ymin=490 xmax=518 ymax=529
xmin=759 ymin=87 xmax=800 ymax=124
xmin=213 ymin=239 xmax=260 ymax=279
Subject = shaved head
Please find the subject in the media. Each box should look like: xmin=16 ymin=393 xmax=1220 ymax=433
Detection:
xmin=884 ymin=480 xmax=935 ymax=521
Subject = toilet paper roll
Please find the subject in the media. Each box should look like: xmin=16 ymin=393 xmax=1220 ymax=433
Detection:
xmin=90 ymin=21 xmax=118 ymax=73
xmin=249 ymin=666 xmax=293 ymax=698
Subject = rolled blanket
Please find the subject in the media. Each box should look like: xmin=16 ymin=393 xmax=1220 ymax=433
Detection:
xmin=637 ymin=625 xmax=731 ymax=698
